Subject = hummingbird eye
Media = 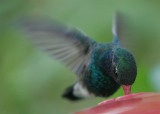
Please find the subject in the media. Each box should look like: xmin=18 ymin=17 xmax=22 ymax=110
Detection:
xmin=114 ymin=68 xmax=118 ymax=78
xmin=115 ymin=72 xmax=118 ymax=79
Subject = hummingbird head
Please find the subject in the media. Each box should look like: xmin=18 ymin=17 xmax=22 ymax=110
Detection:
xmin=111 ymin=47 xmax=137 ymax=95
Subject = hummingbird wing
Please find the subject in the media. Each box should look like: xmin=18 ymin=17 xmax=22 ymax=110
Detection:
xmin=112 ymin=12 xmax=121 ymax=46
xmin=18 ymin=18 xmax=96 ymax=77
xmin=112 ymin=12 xmax=135 ymax=48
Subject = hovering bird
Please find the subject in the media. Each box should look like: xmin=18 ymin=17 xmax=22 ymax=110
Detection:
xmin=18 ymin=12 xmax=137 ymax=101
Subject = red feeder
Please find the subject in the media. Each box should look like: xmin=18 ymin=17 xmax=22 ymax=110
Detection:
xmin=75 ymin=93 xmax=160 ymax=114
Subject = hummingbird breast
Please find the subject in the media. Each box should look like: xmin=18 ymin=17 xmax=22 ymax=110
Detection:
xmin=82 ymin=44 xmax=120 ymax=97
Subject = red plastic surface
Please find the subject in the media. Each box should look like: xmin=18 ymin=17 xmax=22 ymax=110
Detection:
xmin=75 ymin=93 xmax=160 ymax=114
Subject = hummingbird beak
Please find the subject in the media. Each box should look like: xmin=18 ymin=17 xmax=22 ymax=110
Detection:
xmin=122 ymin=85 xmax=132 ymax=95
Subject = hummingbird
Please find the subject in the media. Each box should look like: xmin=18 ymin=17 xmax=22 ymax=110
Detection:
xmin=18 ymin=12 xmax=137 ymax=101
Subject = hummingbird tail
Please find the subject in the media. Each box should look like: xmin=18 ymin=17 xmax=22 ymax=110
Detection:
xmin=62 ymin=84 xmax=82 ymax=101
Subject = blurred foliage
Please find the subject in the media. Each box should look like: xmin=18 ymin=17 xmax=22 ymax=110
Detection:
xmin=0 ymin=0 xmax=160 ymax=114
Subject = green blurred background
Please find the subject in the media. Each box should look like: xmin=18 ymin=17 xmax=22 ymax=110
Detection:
xmin=1 ymin=0 xmax=160 ymax=114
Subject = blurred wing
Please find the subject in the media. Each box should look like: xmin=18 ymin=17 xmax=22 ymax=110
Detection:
xmin=112 ymin=12 xmax=136 ymax=49
xmin=18 ymin=18 xmax=96 ymax=77
xmin=112 ymin=12 xmax=121 ymax=46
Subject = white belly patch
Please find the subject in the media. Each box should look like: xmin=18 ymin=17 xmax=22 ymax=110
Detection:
xmin=73 ymin=83 xmax=95 ymax=98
